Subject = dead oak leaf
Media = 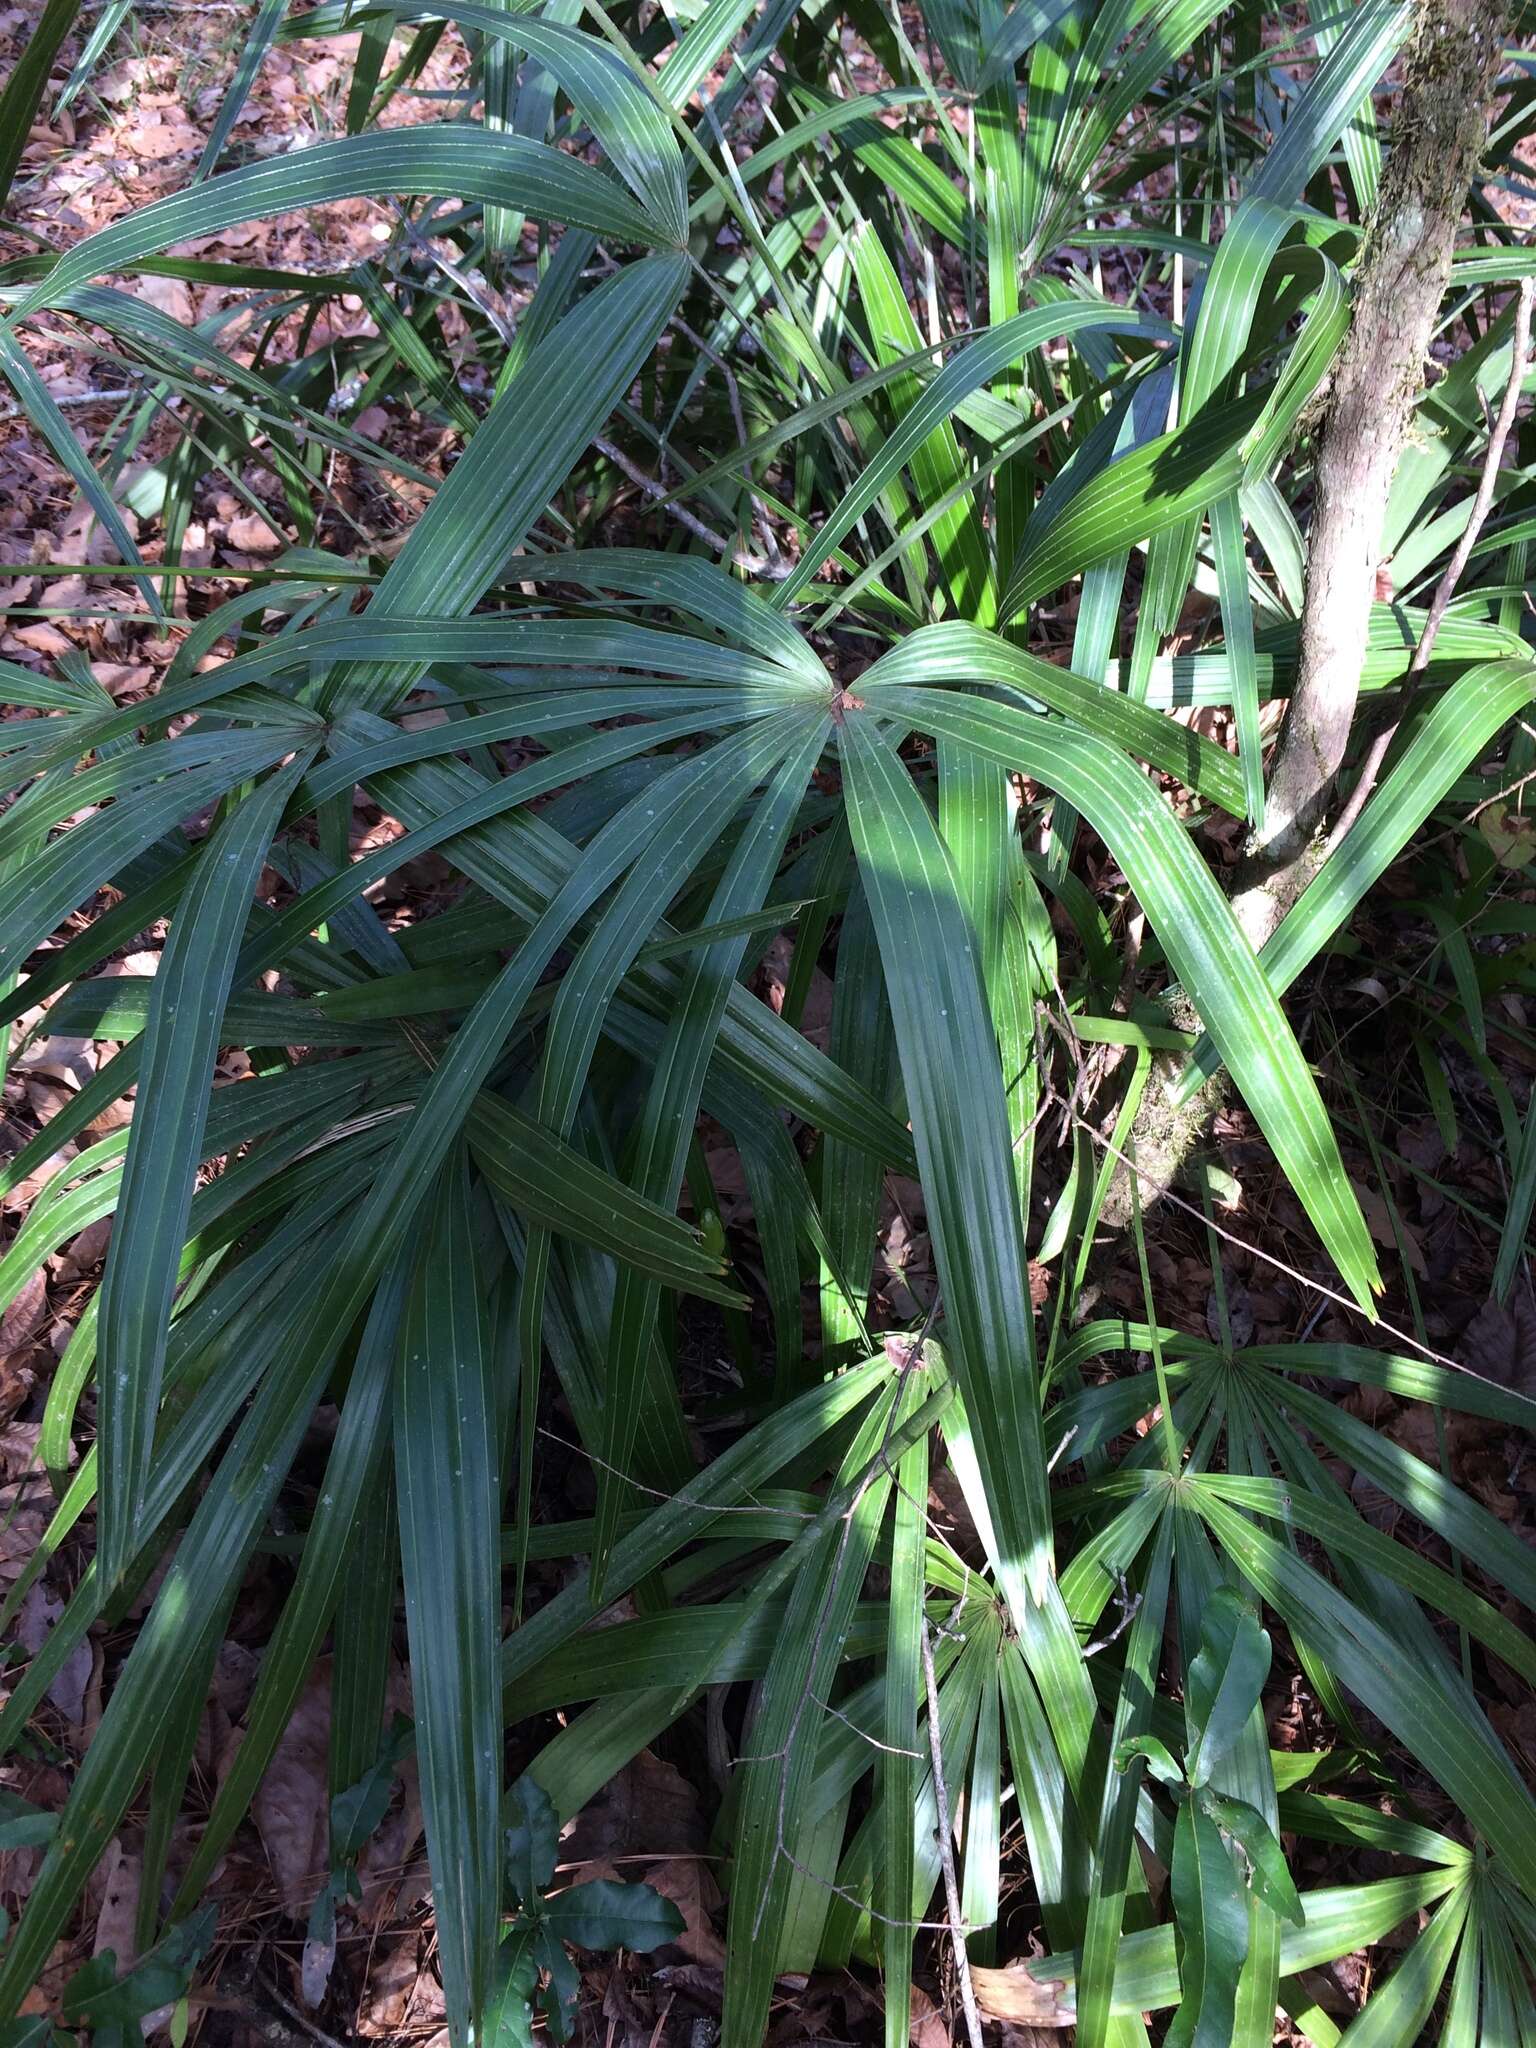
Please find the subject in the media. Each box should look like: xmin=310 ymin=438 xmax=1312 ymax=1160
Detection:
xmin=563 ymin=1748 xmax=705 ymax=1866
xmin=0 ymin=1268 xmax=47 ymax=1361
xmin=223 ymin=513 xmax=286 ymax=554
xmin=252 ymin=1663 xmax=331 ymax=1915
xmin=1462 ymin=1295 xmax=1536 ymax=1396
xmin=17 ymin=1584 xmax=92 ymax=1726
xmin=92 ymin=1837 xmax=142 ymax=1971
xmin=641 ymin=1857 xmax=724 ymax=1966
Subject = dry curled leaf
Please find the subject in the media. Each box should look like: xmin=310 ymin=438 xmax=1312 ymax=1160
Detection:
xmin=969 ymin=1960 xmax=1074 ymax=2029
xmin=223 ymin=512 xmax=285 ymax=554
xmin=358 ymin=1933 xmax=445 ymax=2037
xmin=640 ymin=1857 xmax=724 ymax=1966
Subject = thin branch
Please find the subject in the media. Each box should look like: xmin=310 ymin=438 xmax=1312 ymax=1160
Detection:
xmin=669 ymin=314 xmax=785 ymax=572
xmin=534 ymin=1423 xmax=811 ymax=1522
xmin=815 ymin=1692 xmax=924 ymax=1758
xmin=389 ymin=205 xmax=517 ymax=345
xmin=1413 ymin=748 xmax=1536 ymax=858
xmin=261 ymin=1977 xmax=357 ymax=2048
xmin=0 ymin=387 xmax=133 ymax=424
xmin=768 ymin=1839 xmax=960 ymax=1933
xmin=592 ymin=432 xmax=779 ymax=575
xmin=1033 ymin=1052 xmax=1490 ymax=1382
xmin=1465 ymin=759 xmax=1536 ymax=826
xmin=1082 ymin=1569 xmax=1142 ymax=1657
xmin=592 ymin=434 xmax=737 ymax=556
xmin=1408 ymin=277 xmax=1535 ymax=675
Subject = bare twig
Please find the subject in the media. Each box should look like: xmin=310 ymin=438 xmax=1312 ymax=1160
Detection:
xmin=1327 ymin=275 xmax=1536 ymax=853
xmin=1408 ymin=277 xmax=1534 ymax=675
xmin=592 ymin=433 xmax=780 ymax=575
xmin=1041 ymin=1064 xmax=1483 ymax=1379
xmin=815 ymin=1693 xmax=924 ymax=1758
xmin=0 ymin=386 xmax=135 ymax=427
xmin=1082 ymin=1568 xmax=1142 ymax=1657
xmin=592 ymin=434 xmax=737 ymax=554
xmin=388 ymin=203 xmax=530 ymax=353
xmin=1408 ymin=740 xmax=1536 ymax=859
xmin=1464 ymin=760 xmax=1536 ymax=827
xmin=1028 ymin=1011 xmax=1501 ymax=1379
xmin=262 ymin=1977 xmax=357 ymax=2048
xmin=535 ymin=1423 xmax=811 ymax=1521
xmin=765 ymin=1841 xmax=960 ymax=1933
xmin=921 ymin=1616 xmax=983 ymax=2048
xmin=670 ymin=314 xmax=785 ymax=572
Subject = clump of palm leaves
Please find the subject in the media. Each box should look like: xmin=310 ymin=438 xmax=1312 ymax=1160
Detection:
xmin=1 ymin=1 xmax=1535 ymax=2043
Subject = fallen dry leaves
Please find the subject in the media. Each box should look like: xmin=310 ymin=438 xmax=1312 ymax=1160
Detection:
xmin=967 ymin=1958 xmax=1075 ymax=2029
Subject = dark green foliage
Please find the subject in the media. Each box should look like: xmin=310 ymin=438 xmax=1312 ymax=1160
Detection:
xmin=1 ymin=3 xmax=1534 ymax=2044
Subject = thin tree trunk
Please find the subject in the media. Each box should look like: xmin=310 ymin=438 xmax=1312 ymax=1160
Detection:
xmin=1102 ymin=0 xmax=1508 ymax=1227
xmin=1233 ymin=0 xmax=1509 ymax=946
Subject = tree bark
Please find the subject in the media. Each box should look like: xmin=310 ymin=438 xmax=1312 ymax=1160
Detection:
xmin=1234 ymin=0 xmax=1509 ymax=947
xmin=1101 ymin=0 xmax=1508 ymax=1228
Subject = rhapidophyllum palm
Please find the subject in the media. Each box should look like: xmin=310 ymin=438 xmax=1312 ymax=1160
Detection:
xmin=1 ymin=2 xmax=1535 ymax=2043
